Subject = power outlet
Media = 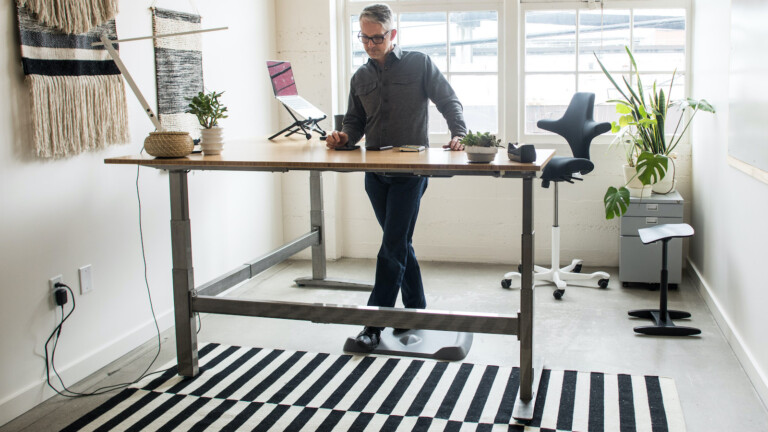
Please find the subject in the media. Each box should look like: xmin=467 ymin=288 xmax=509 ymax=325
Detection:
xmin=49 ymin=275 xmax=63 ymax=309
xmin=79 ymin=265 xmax=93 ymax=294
xmin=49 ymin=275 xmax=63 ymax=292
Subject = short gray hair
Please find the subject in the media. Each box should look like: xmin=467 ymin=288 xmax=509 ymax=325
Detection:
xmin=360 ymin=4 xmax=394 ymax=32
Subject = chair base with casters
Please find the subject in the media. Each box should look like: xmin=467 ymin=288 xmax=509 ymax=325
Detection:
xmin=629 ymin=223 xmax=701 ymax=336
xmin=501 ymin=182 xmax=610 ymax=299
xmin=500 ymin=92 xmax=611 ymax=299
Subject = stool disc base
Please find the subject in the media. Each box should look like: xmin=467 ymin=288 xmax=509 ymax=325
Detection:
xmin=629 ymin=309 xmax=701 ymax=336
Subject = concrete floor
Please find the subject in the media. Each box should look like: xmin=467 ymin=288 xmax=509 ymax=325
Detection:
xmin=3 ymin=259 xmax=768 ymax=431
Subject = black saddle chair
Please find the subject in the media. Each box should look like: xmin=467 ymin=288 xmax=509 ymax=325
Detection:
xmin=502 ymin=92 xmax=611 ymax=299
xmin=629 ymin=223 xmax=701 ymax=336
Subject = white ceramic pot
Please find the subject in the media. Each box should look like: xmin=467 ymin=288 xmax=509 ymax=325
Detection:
xmin=623 ymin=164 xmax=652 ymax=198
xmin=652 ymin=156 xmax=676 ymax=194
xmin=465 ymin=146 xmax=499 ymax=163
xmin=200 ymin=127 xmax=224 ymax=155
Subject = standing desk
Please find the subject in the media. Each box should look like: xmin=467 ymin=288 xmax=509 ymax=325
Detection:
xmin=105 ymin=138 xmax=553 ymax=420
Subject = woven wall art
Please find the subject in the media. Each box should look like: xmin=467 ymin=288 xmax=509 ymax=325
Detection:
xmin=151 ymin=8 xmax=204 ymax=138
xmin=17 ymin=1 xmax=129 ymax=158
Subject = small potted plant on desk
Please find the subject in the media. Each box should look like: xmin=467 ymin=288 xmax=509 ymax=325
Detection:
xmin=461 ymin=130 xmax=502 ymax=163
xmin=187 ymin=90 xmax=228 ymax=155
xmin=595 ymin=47 xmax=714 ymax=219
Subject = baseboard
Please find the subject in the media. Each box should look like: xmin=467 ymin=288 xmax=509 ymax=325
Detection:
xmin=686 ymin=259 xmax=768 ymax=411
xmin=0 ymin=310 xmax=173 ymax=427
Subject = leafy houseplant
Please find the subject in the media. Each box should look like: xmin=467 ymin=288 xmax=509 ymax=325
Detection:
xmin=187 ymin=90 xmax=228 ymax=129
xmin=595 ymin=47 xmax=715 ymax=219
xmin=461 ymin=130 xmax=502 ymax=163
xmin=187 ymin=90 xmax=228 ymax=155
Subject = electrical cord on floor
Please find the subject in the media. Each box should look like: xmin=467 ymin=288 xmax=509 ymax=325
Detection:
xmin=42 ymin=164 xmax=177 ymax=398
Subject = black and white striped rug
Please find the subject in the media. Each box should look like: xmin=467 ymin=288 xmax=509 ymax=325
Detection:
xmin=63 ymin=343 xmax=685 ymax=431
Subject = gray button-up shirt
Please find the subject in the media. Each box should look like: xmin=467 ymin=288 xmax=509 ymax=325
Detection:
xmin=342 ymin=45 xmax=467 ymax=148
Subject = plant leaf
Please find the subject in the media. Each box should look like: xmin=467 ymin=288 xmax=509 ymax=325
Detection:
xmin=636 ymin=152 xmax=668 ymax=185
xmin=604 ymin=186 xmax=631 ymax=219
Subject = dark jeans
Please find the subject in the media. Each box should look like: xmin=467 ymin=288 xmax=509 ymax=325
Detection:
xmin=364 ymin=173 xmax=428 ymax=313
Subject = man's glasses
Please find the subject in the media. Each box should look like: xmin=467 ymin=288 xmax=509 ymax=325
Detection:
xmin=358 ymin=30 xmax=390 ymax=45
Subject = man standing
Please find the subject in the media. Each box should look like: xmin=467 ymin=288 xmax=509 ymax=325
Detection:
xmin=326 ymin=4 xmax=467 ymax=351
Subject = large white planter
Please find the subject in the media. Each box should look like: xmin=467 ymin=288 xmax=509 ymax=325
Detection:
xmin=623 ymin=164 xmax=652 ymax=198
xmin=200 ymin=127 xmax=224 ymax=155
xmin=465 ymin=146 xmax=499 ymax=163
xmin=652 ymin=156 xmax=676 ymax=194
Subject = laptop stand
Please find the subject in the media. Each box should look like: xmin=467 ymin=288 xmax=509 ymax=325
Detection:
xmin=269 ymin=103 xmax=326 ymax=140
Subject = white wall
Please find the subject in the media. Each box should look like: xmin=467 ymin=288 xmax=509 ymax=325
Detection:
xmin=691 ymin=0 xmax=768 ymax=407
xmin=0 ymin=0 xmax=280 ymax=425
xmin=275 ymin=0 xmax=344 ymax=260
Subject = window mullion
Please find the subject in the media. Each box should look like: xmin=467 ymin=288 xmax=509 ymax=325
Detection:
xmin=445 ymin=11 xmax=451 ymax=82
xmin=575 ymin=9 xmax=580 ymax=92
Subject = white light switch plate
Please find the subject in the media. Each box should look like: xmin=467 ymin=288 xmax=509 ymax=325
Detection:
xmin=79 ymin=265 xmax=93 ymax=294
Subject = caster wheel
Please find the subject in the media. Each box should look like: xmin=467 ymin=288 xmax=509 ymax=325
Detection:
xmin=517 ymin=264 xmax=523 ymax=273
xmin=573 ymin=263 xmax=582 ymax=273
xmin=501 ymin=279 xmax=511 ymax=289
xmin=553 ymin=289 xmax=564 ymax=300
xmin=305 ymin=133 xmax=312 ymax=139
xmin=598 ymin=278 xmax=609 ymax=288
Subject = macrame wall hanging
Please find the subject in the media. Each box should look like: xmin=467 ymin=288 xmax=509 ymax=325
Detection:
xmin=16 ymin=0 xmax=129 ymax=158
xmin=151 ymin=7 xmax=204 ymax=139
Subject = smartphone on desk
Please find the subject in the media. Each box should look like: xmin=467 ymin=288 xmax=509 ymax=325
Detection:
xmin=398 ymin=145 xmax=425 ymax=152
xmin=365 ymin=145 xmax=393 ymax=151
xmin=334 ymin=145 xmax=359 ymax=151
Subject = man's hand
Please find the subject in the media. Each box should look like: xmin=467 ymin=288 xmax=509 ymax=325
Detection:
xmin=442 ymin=136 xmax=464 ymax=151
xmin=325 ymin=131 xmax=350 ymax=149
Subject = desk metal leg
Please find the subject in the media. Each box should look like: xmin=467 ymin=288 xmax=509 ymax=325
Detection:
xmin=513 ymin=175 xmax=541 ymax=420
xmin=169 ymin=171 xmax=199 ymax=377
xmin=309 ymin=171 xmax=326 ymax=280
xmin=295 ymin=171 xmax=373 ymax=290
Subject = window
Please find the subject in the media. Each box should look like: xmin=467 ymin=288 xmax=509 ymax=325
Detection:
xmin=339 ymin=1 xmax=691 ymax=144
xmin=343 ymin=1 xmax=501 ymax=140
xmin=521 ymin=3 xmax=689 ymax=142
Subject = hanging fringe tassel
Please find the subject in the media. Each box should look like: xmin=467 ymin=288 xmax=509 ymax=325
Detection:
xmin=28 ymin=74 xmax=129 ymax=158
xmin=17 ymin=0 xmax=119 ymax=34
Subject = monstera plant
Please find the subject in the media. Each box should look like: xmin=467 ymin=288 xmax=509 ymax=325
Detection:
xmin=595 ymin=47 xmax=715 ymax=219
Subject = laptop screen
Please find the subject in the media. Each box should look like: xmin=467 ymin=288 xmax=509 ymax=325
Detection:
xmin=267 ymin=61 xmax=298 ymax=97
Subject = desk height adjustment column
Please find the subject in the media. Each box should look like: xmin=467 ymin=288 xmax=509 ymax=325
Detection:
xmin=169 ymin=170 xmax=199 ymax=377
xmin=309 ymin=171 xmax=326 ymax=280
xmin=513 ymin=174 xmax=542 ymax=421
xmin=295 ymin=171 xmax=373 ymax=290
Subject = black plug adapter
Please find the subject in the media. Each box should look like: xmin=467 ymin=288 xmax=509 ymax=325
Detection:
xmin=54 ymin=288 xmax=68 ymax=306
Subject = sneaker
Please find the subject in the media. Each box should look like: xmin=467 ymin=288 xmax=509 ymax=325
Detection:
xmin=507 ymin=142 xmax=536 ymax=163
xmin=355 ymin=326 xmax=381 ymax=352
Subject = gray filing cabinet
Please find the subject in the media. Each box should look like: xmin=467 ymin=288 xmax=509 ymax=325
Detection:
xmin=619 ymin=191 xmax=684 ymax=285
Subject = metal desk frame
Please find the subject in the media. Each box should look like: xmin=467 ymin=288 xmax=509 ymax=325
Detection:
xmin=107 ymin=145 xmax=550 ymax=420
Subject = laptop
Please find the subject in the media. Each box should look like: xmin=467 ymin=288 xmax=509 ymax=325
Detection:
xmin=267 ymin=60 xmax=325 ymax=120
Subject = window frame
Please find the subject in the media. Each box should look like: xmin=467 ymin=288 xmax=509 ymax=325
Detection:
xmin=339 ymin=0 xmax=505 ymax=144
xmin=336 ymin=0 xmax=693 ymax=146
xmin=519 ymin=0 xmax=693 ymax=145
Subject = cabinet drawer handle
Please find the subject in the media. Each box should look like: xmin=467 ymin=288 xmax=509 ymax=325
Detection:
xmin=646 ymin=204 xmax=659 ymax=211
xmin=646 ymin=217 xmax=658 ymax=224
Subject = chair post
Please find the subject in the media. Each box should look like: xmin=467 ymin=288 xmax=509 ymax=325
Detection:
xmin=553 ymin=182 xmax=559 ymax=227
